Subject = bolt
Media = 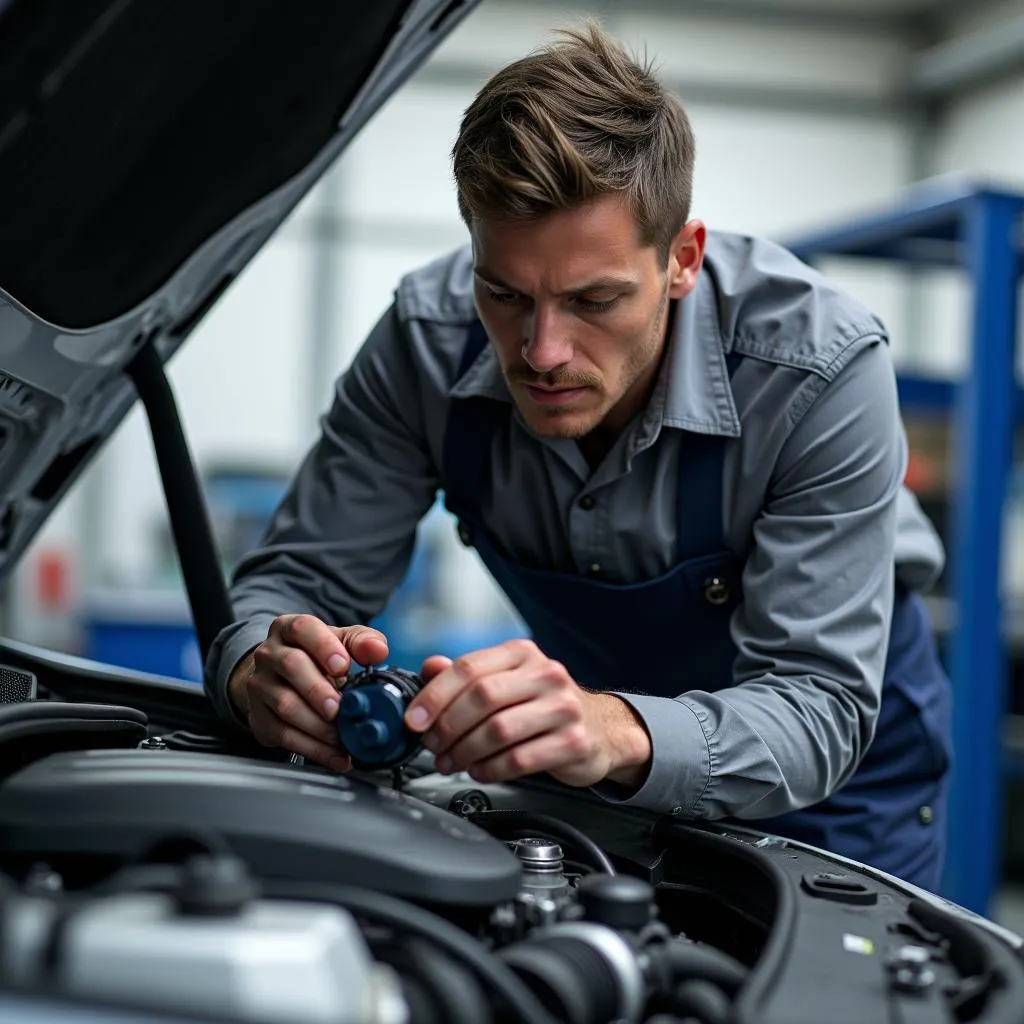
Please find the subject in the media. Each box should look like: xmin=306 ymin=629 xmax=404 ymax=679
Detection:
xmin=340 ymin=689 xmax=371 ymax=720
xmin=356 ymin=720 xmax=388 ymax=748
xmin=889 ymin=945 xmax=935 ymax=992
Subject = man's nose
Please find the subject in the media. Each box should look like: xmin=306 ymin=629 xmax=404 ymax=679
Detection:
xmin=522 ymin=308 xmax=573 ymax=373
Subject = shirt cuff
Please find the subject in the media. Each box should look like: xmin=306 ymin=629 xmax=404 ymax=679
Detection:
xmin=589 ymin=692 xmax=712 ymax=816
xmin=203 ymin=616 xmax=275 ymax=733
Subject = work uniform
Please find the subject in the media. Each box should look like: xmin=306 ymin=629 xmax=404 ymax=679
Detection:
xmin=207 ymin=230 xmax=952 ymax=892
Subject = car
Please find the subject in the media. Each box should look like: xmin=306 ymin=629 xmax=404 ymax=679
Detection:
xmin=0 ymin=2 xmax=1022 ymax=1022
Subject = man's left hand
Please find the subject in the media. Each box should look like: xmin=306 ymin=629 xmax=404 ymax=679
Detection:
xmin=403 ymin=639 xmax=651 ymax=788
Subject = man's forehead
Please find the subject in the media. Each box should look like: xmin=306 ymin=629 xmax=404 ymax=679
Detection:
xmin=470 ymin=212 xmax=655 ymax=294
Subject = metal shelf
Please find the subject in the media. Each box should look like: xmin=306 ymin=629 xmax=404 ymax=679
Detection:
xmin=783 ymin=178 xmax=1024 ymax=917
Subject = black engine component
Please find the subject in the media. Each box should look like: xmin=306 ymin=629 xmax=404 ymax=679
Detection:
xmin=0 ymin=748 xmax=521 ymax=907
xmin=336 ymin=665 xmax=426 ymax=770
xmin=576 ymin=873 xmax=657 ymax=932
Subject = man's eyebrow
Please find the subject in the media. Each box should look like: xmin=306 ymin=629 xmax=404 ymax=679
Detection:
xmin=473 ymin=268 xmax=638 ymax=296
xmin=473 ymin=267 xmax=516 ymax=291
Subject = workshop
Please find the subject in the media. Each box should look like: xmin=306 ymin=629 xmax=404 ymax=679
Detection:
xmin=0 ymin=0 xmax=1023 ymax=1022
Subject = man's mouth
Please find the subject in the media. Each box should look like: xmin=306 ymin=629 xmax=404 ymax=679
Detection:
xmin=523 ymin=383 xmax=589 ymax=406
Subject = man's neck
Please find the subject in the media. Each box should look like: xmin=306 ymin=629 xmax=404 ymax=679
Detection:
xmin=576 ymin=426 xmax=619 ymax=471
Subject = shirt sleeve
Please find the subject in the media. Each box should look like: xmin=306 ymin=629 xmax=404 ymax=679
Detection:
xmin=596 ymin=338 xmax=906 ymax=819
xmin=203 ymin=304 xmax=441 ymax=727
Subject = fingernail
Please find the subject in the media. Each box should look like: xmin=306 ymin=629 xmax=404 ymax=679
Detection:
xmin=436 ymin=755 xmax=454 ymax=773
xmin=327 ymin=654 xmax=345 ymax=675
xmin=329 ymin=755 xmax=350 ymax=773
xmin=323 ymin=697 xmax=339 ymax=720
xmin=407 ymin=706 xmax=430 ymax=729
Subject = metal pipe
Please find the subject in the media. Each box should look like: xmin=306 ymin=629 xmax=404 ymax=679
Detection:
xmin=909 ymin=11 xmax=1024 ymax=98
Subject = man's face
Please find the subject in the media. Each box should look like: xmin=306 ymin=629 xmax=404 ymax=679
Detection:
xmin=471 ymin=193 xmax=705 ymax=441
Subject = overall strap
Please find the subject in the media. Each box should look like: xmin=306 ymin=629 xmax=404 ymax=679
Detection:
xmin=442 ymin=321 xmax=501 ymax=518
xmin=674 ymin=350 xmax=743 ymax=560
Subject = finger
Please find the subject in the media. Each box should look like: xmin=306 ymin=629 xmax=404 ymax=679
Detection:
xmin=275 ymin=721 xmax=351 ymax=773
xmin=422 ymin=669 xmax=548 ymax=756
xmin=334 ymin=625 xmax=389 ymax=670
xmin=420 ymin=655 xmax=452 ymax=682
xmin=273 ymin=614 xmax=351 ymax=679
xmin=438 ymin=696 xmax=579 ymax=773
xmin=250 ymin=674 xmax=340 ymax=746
xmin=405 ymin=641 xmax=532 ymax=732
xmin=466 ymin=728 xmax=590 ymax=784
xmin=257 ymin=641 xmax=341 ymax=722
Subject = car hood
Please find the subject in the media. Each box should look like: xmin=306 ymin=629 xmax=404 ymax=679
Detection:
xmin=0 ymin=0 xmax=477 ymax=578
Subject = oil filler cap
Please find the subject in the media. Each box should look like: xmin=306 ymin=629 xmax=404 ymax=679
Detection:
xmin=336 ymin=666 xmax=425 ymax=770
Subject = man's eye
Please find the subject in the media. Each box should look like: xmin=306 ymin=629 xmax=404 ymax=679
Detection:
xmin=488 ymin=289 xmax=521 ymax=305
xmin=575 ymin=296 xmax=618 ymax=313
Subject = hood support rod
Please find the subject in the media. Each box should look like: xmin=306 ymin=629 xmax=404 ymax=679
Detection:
xmin=126 ymin=337 xmax=234 ymax=668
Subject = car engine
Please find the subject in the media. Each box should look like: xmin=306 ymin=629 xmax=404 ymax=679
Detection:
xmin=0 ymin=707 xmax=1017 ymax=1024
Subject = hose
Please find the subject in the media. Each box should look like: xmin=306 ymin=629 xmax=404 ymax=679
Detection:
xmin=464 ymin=810 xmax=616 ymax=875
xmin=647 ymin=938 xmax=749 ymax=995
xmin=376 ymin=935 xmax=493 ymax=1024
xmin=258 ymin=880 xmax=560 ymax=1024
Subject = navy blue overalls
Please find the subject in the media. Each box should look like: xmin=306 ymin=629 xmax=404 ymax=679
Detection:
xmin=442 ymin=322 xmax=954 ymax=893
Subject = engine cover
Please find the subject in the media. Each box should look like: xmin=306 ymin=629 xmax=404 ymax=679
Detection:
xmin=0 ymin=749 xmax=521 ymax=906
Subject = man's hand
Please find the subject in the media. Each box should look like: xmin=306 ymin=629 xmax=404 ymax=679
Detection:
xmin=403 ymin=639 xmax=651 ymax=788
xmin=228 ymin=614 xmax=389 ymax=771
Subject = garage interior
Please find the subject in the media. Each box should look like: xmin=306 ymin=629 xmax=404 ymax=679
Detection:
xmin=3 ymin=0 xmax=1024 ymax=933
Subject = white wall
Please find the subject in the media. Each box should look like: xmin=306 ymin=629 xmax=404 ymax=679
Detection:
xmin=12 ymin=0 xmax=920 ymax=646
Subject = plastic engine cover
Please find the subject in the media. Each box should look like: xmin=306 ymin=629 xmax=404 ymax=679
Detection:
xmin=0 ymin=749 xmax=521 ymax=906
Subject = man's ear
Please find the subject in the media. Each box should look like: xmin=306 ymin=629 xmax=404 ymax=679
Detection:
xmin=666 ymin=220 xmax=707 ymax=300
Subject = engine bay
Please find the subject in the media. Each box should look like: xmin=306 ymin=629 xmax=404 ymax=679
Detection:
xmin=0 ymin=689 xmax=1017 ymax=1024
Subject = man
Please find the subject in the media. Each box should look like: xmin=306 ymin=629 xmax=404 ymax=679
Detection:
xmin=205 ymin=22 xmax=952 ymax=891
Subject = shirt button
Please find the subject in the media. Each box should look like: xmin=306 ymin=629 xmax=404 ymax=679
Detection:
xmin=588 ymin=563 xmax=602 ymax=577
xmin=578 ymin=495 xmax=596 ymax=510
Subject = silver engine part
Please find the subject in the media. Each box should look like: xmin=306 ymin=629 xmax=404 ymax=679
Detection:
xmin=510 ymin=836 xmax=571 ymax=927
xmin=6 ymin=892 xmax=408 ymax=1024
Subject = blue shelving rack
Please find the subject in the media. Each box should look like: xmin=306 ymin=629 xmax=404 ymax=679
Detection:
xmin=783 ymin=179 xmax=1024 ymax=917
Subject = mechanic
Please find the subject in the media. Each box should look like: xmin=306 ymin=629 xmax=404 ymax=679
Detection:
xmin=205 ymin=22 xmax=953 ymax=892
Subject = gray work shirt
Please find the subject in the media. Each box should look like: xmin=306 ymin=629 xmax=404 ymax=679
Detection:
xmin=206 ymin=229 xmax=945 ymax=822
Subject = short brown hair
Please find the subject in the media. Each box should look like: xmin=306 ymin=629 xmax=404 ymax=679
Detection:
xmin=452 ymin=20 xmax=696 ymax=260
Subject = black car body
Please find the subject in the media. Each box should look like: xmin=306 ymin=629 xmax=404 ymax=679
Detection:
xmin=0 ymin=3 xmax=1021 ymax=1022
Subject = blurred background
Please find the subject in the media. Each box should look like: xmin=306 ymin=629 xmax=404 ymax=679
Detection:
xmin=5 ymin=0 xmax=1024 ymax=923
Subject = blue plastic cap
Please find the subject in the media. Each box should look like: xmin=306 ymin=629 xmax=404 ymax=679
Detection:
xmin=356 ymin=720 xmax=389 ymax=748
xmin=337 ymin=681 xmax=413 ymax=767
xmin=339 ymin=688 xmax=371 ymax=720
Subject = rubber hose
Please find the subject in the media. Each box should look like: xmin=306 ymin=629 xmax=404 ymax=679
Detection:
xmin=670 ymin=978 xmax=733 ymax=1024
xmin=383 ymin=936 xmax=493 ymax=1024
xmin=465 ymin=810 xmax=616 ymax=875
xmin=649 ymin=939 xmax=749 ymax=995
xmin=259 ymin=880 xmax=560 ymax=1024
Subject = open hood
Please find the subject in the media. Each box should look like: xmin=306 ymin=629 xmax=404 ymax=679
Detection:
xmin=0 ymin=0 xmax=478 ymax=580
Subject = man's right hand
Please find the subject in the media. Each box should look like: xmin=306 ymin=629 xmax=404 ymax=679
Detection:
xmin=227 ymin=614 xmax=389 ymax=771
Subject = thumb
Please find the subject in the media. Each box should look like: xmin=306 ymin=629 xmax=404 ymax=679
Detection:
xmin=420 ymin=655 xmax=452 ymax=682
xmin=331 ymin=625 xmax=389 ymax=671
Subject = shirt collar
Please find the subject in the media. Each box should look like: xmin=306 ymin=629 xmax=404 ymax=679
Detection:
xmin=660 ymin=270 xmax=741 ymax=438
xmin=448 ymin=269 xmax=741 ymax=440
xmin=448 ymin=330 xmax=510 ymax=402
